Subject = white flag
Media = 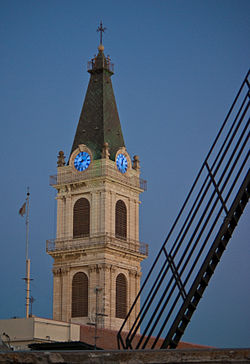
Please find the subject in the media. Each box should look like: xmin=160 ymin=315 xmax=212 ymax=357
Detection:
xmin=19 ymin=202 xmax=26 ymax=217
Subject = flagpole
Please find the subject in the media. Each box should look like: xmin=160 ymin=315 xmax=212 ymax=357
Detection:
xmin=25 ymin=187 xmax=30 ymax=318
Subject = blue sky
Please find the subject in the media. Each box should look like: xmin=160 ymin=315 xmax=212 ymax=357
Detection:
xmin=0 ymin=0 xmax=249 ymax=348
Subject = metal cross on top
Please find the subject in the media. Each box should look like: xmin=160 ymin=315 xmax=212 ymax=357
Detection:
xmin=97 ymin=21 xmax=106 ymax=45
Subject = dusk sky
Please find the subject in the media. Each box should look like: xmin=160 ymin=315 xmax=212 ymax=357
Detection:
xmin=0 ymin=0 xmax=249 ymax=348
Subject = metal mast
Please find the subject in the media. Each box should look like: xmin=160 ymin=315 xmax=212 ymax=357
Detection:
xmin=25 ymin=187 xmax=31 ymax=318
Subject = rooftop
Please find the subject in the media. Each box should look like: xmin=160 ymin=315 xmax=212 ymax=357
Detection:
xmin=70 ymin=44 xmax=125 ymax=161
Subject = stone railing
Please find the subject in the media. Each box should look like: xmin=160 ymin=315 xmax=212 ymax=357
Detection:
xmin=46 ymin=233 xmax=148 ymax=257
xmin=49 ymin=164 xmax=147 ymax=191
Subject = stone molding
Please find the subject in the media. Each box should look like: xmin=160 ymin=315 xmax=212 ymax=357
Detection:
xmin=52 ymin=267 xmax=70 ymax=276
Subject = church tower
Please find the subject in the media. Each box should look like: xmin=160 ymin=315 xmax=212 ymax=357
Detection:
xmin=47 ymin=34 xmax=148 ymax=331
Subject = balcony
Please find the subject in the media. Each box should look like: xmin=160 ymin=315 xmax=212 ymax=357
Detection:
xmin=50 ymin=164 xmax=147 ymax=191
xmin=46 ymin=233 xmax=148 ymax=257
xmin=87 ymin=59 xmax=114 ymax=73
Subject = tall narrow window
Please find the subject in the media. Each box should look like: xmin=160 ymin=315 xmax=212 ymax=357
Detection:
xmin=115 ymin=200 xmax=127 ymax=239
xmin=72 ymin=272 xmax=88 ymax=317
xmin=116 ymin=273 xmax=127 ymax=319
xmin=73 ymin=198 xmax=90 ymax=237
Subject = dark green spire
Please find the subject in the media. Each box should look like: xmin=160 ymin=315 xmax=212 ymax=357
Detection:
xmin=70 ymin=45 xmax=125 ymax=161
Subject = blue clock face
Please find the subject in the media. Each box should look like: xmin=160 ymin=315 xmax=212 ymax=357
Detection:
xmin=74 ymin=152 xmax=91 ymax=171
xmin=116 ymin=153 xmax=128 ymax=174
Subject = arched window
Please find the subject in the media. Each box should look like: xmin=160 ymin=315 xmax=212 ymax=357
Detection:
xmin=115 ymin=200 xmax=127 ymax=239
xmin=73 ymin=198 xmax=90 ymax=238
xmin=116 ymin=273 xmax=127 ymax=319
xmin=72 ymin=272 xmax=88 ymax=317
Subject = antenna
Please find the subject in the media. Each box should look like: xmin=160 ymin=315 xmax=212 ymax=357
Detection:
xmin=30 ymin=296 xmax=35 ymax=316
xmin=20 ymin=187 xmax=33 ymax=318
xmin=87 ymin=286 xmax=107 ymax=350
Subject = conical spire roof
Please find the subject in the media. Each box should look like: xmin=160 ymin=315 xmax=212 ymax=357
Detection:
xmin=70 ymin=45 xmax=125 ymax=161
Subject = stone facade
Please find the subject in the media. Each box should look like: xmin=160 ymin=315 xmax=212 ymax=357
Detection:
xmin=47 ymin=149 xmax=147 ymax=331
xmin=47 ymin=43 xmax=148 ymax=332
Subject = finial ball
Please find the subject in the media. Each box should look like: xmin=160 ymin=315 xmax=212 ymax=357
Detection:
xmin=98 ymin=44 xmax=104 ymax=52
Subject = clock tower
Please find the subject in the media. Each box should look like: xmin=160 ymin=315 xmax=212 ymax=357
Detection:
xmin=47 ymin=39 xmax=148 ymax=331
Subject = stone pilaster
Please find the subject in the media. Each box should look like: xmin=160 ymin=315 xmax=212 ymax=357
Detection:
xmin=110 ymin=191 xmax=116 ymax=236
xmin=65 ymin=195 xmax=72 ymax=238
xmin=52 ymin=268 xmax=61 ymax=321
xmin=56 ymin=197 xmax=63 ymax=239
xmin=52 ymin=267 xmax=70 ymax=321
xmin=61 ymin=267 xmax=70 ymax=322
xmin=135 ymin=272 xmax=142 ymax=322
xmin=88 ymin=265 xmax=99 ymax=322
xmin=135 ymin=199 xmax=139 ymax=241
xmin=100 ymin=191 xmax=105 ymax=235
xmin=129 ymin=270 xmax=137 ymax=329
xmin=109 ymin=265 xmax=116 ymax=328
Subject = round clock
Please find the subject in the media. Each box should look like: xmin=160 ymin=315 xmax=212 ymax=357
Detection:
xmin=116 ymin=153 xmax=128 ymax=174
xmin=74 ymin=152 xmax=91 ymax=171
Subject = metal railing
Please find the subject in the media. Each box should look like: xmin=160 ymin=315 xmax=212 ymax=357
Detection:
xmin=87 ymin=59 xmax=114 ymax=73
xmin=46 ymin=233 xmax=148 ymax=257
xmin=50 ymin=164 xmax=147 ymax=191
xmin=117 ymin=70 xmax=250 ymax=349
